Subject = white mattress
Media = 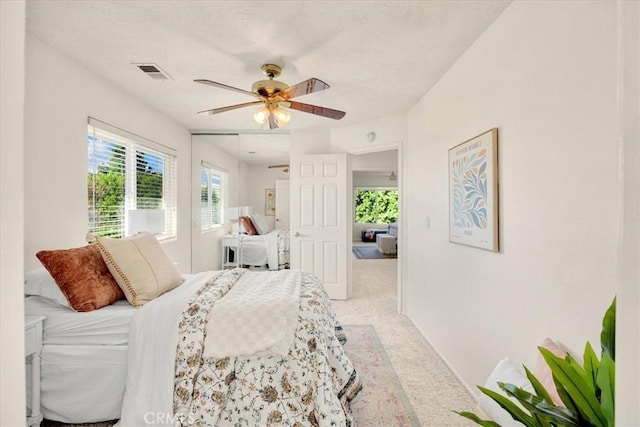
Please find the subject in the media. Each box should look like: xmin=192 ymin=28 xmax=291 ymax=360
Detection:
xmin=25 ymin=296 xmax=136 ymax=345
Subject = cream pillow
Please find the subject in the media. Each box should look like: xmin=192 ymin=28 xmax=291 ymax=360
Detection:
xmin=96 ymin=232 xmax=183 ymax=307
xmin=250 ymin=212 xmax=271 ymax=235
xmin=478 ymin=357 xmax=534 ymax=427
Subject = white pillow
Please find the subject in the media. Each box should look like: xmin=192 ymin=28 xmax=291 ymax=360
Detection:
xmin=250 ymin=212 xmax=271 ymax=235
xmin=96 ymin=232 xmax=184 ymax=307
xmin=24 ymin=268 xmax=71 ymax=308
xmin=478 ymin=357 xmax=534 ymax=426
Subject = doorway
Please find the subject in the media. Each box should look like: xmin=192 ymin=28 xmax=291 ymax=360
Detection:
xmin=350 ymin=148 xmax=402 ymax=312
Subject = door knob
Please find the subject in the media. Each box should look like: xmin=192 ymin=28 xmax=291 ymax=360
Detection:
xmin=294 ymin=232 xmax=301 ymax=237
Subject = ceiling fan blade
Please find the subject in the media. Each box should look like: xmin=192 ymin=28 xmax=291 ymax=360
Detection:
xmin=268 ymin=114 xmax=279 ymax=130
xmin=198 ymin=100 xmax=263 ymax=116
xmin=286 ymin=101 xmax=346 ymax=120
xmin=281 ymin=78 xmax=330 ymax=100
xmin=194 ymin=79 xmax=262 ymax=99
xmin=268 ymin=164 xmax=290 ymax=169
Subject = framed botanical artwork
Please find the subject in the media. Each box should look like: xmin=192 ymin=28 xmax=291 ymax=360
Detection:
xmin=265 ymin=188 xmax=276 ymax=216
xmin=448 ymin=128 xmax=499 ymax=251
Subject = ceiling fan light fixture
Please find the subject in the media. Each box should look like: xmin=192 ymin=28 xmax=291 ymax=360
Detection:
xmin=253 ymin=105 xmax=270 ymax=124
xmin=272 ymin=106 xmax=291 ymax=127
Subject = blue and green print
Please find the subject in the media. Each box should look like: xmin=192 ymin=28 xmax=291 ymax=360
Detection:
xmin=451 ymin=149 xmax=488 ymax=229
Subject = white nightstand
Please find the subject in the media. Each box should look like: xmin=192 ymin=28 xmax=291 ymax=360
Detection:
xmin=25 ymin=315 xmax=45 ymax=427
xmin=221 ymin=235 xmax=239 ymax=269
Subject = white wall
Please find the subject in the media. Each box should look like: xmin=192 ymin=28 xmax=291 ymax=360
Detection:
xmin=405 ymin=0 xmax=618 ymax=395
xmin=616 ymin=0 xmax=640 ymax=423
xmin=330 ymin=113 xmax=406 ymax=154
xmin=352 ymin=149 xmax=398 ymax=171
xmin=24 ymin=36 xmax=192 ymax=271
xmin=242 ymin=164 xmax=288 ymax=230
xmin=0 ymin=1 xmax=27 ymax=425
xmin=290 ymin=128 xmax=331 ymax=158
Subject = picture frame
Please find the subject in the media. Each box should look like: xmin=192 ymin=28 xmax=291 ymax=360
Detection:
xmin=265 ymin=188 xmax=276 ymax=216
xmin=448 ymin=128 xmax=499 ymax=251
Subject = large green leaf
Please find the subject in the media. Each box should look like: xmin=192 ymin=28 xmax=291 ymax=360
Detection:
xmin=540 ymin=347 xmax=607 ymax=427
xmin=500 ymin=382 xmax=582 ymax=426
xmin=600 ymin=298 xmax=616 ymax=360
xmin=566 ymin=352 xmax=593 ymax=395
xmin=552 ymin=373 xmax=585 ymax=423
xmin=597 ymin=353 xmax=615 ymax=427
xmin=454 ymin=411 xmax=501 ymax=427
xmin=524 ymin=366 xmax=553 ymax=405
xmin=583 ymin=341 xmax=600 ymax=397
xmin=477 ymin=385 xmax=537 ymax=427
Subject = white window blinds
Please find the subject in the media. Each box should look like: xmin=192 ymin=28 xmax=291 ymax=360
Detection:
xmin=87 ymin=118 xmax=177 ymax=240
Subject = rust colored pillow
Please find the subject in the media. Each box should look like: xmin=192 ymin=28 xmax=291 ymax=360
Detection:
xmin=240 ymin=216 xmax=257 ymax=235
xmin=36 ymin=244 xmax=124 ymax=312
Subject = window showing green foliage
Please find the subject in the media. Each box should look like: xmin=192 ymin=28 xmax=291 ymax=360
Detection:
xmin=136 ymin=150 xmax=164 ymax=210
xmin=88 ymin=123 xmax=176 ymax=239
xmin=354 ymin=189 xmax=398 ymax=224
xmin=201 ymin=166 xmax=225 ymax=231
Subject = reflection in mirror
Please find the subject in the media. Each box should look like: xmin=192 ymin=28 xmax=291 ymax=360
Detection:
xmin=238 ymin=133 xmax=290 ymax=270
xmin=191 ymin=134 xmax=240 ymax=273
xmin=190 ymin=133 xmax=290 ymax=273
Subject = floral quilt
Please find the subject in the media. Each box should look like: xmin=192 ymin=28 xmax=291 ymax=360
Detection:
xmin=173 ymin=268 xmax=362 ymax=426
xmin=277 ymin=229 xmax=290 ymax=270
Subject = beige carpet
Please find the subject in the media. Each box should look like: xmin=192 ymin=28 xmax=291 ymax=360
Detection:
xmin=332 ymin=251 xmax=478 ymax=426
xmin=343 ymin=324 xmax=420 ymax=426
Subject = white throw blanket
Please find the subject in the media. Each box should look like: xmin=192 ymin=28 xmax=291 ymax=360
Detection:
xmin=117 ymin=271 xmax=222 ymax=427
xmin=204 ymin=268 xmax=301 ymax=358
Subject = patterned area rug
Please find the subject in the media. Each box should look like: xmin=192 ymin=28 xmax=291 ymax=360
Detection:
xmin=343 ymin=324 xmax=421 ymax=426
xmin=43 ymin=324 xmax=417 ymax=427
xmin=352 ymin=245 xmax=397 ymax=259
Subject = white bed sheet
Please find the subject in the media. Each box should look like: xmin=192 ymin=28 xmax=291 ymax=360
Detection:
xmin=37 ymin=344 xmax=127 ymax=423
xmin=117 ymin=270 xmax=220 ymax=427
xmin=25 ymin=296 xmax=136 ymax=345
xmin=238 ymin=231 xmax=278 ymax=269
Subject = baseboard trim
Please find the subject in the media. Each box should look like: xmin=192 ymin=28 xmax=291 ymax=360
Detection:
xmin=407 ymin=317 xmax=480 ymax=403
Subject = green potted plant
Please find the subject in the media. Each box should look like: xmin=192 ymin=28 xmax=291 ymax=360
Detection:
xmin=457 ymin=298 xmax=615 ymax=427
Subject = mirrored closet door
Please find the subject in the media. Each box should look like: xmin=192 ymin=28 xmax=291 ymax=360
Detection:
xmin=190 ymin=133 xmax=290 ymax=273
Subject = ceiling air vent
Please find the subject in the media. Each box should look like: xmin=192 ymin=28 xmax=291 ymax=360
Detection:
xmin=133 ymin=63 xmax=172 ymax=80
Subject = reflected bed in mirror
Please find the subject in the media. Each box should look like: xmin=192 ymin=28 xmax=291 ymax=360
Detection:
xmin=191 ymin=133 xmax=290 ymax=272
xmin=223 ymin=210 xmax=290 ymax=271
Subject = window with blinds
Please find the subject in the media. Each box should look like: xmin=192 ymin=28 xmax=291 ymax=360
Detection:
xmin=201 ymin=163 xmax=226 ymax=231
xmin=87 ymin=119 xmax=177 ymax=240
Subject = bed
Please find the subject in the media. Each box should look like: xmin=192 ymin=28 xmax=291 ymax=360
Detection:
xmin=24 ymin=296 xmax=134 ymax=422
xmin=237 ymin=229 xmax=290 ymax=270
xmin=25 ymin=235 xmax=360 ymax=425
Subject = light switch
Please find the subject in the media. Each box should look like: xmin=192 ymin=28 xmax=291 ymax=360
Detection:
xmin=426 ymin=216 xmax=430 ymax=229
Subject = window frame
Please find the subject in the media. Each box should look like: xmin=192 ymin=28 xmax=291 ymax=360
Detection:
xmin=87 ymin=118 xmax=177 ymax=241
xmin=200 ymin=162 xmax=227 ymax=232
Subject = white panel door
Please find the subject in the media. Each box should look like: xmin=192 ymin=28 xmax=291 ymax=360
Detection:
xmin=275 ymin=178 xmax=290 ymax=230
xmin=290 ymin=154 xmax=351 ymax=299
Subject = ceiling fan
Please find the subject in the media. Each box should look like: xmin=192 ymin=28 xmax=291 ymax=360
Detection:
xmin=268 ymin=164 xmax=290 ymax=173
xmin=195 ymin=64 xmax=346 ymax=129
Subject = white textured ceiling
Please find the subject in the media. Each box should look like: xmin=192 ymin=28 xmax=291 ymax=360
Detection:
xmin=26 ymin=0 xmax=510 ymax=132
